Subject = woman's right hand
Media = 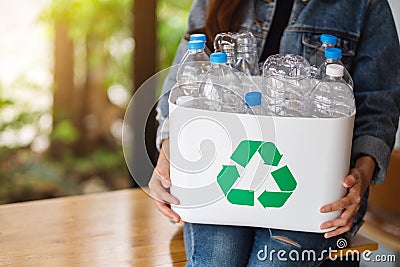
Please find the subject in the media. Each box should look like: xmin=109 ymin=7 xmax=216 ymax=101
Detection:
xmin=148 ymin=139 xmax=183 ymax=224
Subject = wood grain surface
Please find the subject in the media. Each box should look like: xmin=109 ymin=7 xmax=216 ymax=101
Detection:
xmin=0 ymin=188 xmax=185 ymax=267
xmin=0 ymin=188 xmax=378 ymax=266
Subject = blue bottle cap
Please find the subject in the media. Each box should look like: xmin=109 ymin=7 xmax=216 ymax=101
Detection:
xmin=210 ymin=52 xmax=227 ymax=64
xmin=245 ymin=92 xmax=262 ymax=106
xmin=190 ymin=34 xmax=207 ymax=42
xmin=325 ymin=48 xmax=342 ymax=59
xmin=320 ymin=34 xmax=337 ymax=45
xmin=188 ymin=40 xmax=205 ymax=50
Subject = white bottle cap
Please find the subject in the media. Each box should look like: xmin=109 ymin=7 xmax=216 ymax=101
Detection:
xmin=326 ymin=64 xmax=344 ymax=77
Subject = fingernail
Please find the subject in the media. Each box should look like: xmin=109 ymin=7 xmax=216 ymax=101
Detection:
xmin=178 ymin=220 xmax=185 ymax=225
xmin=171 ymin=199 xmax=180 ymax=205
xmin=324 ymin=233 xmax=330 ymax=239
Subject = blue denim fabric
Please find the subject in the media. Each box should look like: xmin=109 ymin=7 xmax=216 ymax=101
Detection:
xmin=184 ymin=223 xmax=343 ymax=267
xmin=156 ymin=0 xmax=400 ymax=237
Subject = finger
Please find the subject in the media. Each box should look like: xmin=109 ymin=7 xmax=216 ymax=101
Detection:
xmin=154 ymin=201 xmax=181 ymax=223
xmin=320 ymin=217 xmax=347 ymax=230
xmin=158 ymin=189 xmax=180 ymax=205
xmin=320 ymin=207 xmax=356 ymax=230
xmin=149 ymin=180 xmax=179 ymax=205
xmin=343 ymin=173 xmax=359 ymax=188
xmin=320 ymin=195 xmax=354 ymax=213
xmin=154 ymin=166 xmax=171 ymax=187
xmin=324 ymin=222 xmax=352 ymax=238
xmin=321 ymin=191 xmax=361 ymax=213
xmin=159 ymin=176 xmax=171 ymax=188
xmin=149 ymin=172 xmax=167 ymax=189
xmin=148 ymin=176 xmax=179 ymax=205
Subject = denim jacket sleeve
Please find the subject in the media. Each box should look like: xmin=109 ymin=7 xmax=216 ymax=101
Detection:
xmin=350 ymin=0 xmax=400 ymax=184
xmin=155 ymin=0 xmax=208 ymax=149
xmin=155 ymin=38 xmax=188 ymax=149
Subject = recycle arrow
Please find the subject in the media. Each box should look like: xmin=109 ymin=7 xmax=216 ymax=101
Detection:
xmin=217 ymin=140 xmax=297 ymax=208
xmin=258 ymin=165 xmax=297 ymax=208
xmin=258 ymin=142 xmax=283 ymax=166
xmin=217 ymin=165 xmax=254 ymax=206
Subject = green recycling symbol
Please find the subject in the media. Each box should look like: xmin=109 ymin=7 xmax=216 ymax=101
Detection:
xmin=217 ymin=140 xmax=297 ymax=208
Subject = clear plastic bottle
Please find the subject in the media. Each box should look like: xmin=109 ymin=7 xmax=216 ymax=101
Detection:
xmin=262 ymin=54 xmax=311 ymax=117
xmin=245 ymin=92 xmax=268 ymax=115
xmin=175 ymin=95 xmax=202 ymax=109
xmin=214 ymin=32 xmax=237 ymax=67
xmin=189 ymin=33 xmax=212 ymax=54
xmin=307 ymin=64 xmax=355 ymax=118
xmin=176 ymin=40 xmax=210 ymax=97
xmin=234 ymin=32 xmax=260 ymax=76
xmin=317 ymin=48 xmax=354 ymax=88
xmin=309 ymin=34 xmax=337 ymax=76
xmin=199 ymin=52 xmax=244 ymax=113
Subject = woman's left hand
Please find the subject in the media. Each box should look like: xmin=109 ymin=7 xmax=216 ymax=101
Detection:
xmin=320 ymin=156 xmax=376 ymax=238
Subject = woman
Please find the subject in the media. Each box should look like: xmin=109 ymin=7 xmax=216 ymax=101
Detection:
xmin=149 ymin=0 xmax=400 ymax=266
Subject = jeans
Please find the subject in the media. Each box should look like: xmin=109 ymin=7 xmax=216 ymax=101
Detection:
xmin=184 ymin=223 xmax=343 ymax=267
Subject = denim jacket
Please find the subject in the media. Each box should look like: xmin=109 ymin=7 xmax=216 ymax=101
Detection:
xmin=156 ymin=0 xmax=400 ymax=236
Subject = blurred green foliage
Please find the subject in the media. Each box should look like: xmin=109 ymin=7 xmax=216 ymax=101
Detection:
xmin=157 ymin=0 xmax=192 ymax=69
xmin=41 ymin=0 xmax=134 ymax=91
xmin=41 ymin=0 xmax=132 ymax=40
xmin=0 ymin=79 xmax=61 ymax=203
xmin=0 ymin=148 xmax=78 ymax=204
xmin=0 ymin=99 xmax=12 ymax=110
xmin=0 ymin=146 xmax=130 ymax=204
xmin=0 ymin=0 xmax=193 ymax=204
xmin=51 ymin=120 xmax=80 ymax=144
xmin=0 ymin=0 xmax=135 ymax=204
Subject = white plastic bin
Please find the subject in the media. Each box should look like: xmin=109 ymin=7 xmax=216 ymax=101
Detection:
xmin=168 ymin=88 xmax=354 ymax=233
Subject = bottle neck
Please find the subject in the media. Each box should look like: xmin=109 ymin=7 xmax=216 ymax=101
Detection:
xmin=326 ymin=75 xmax=344 ymax=82
xmin=321 ymin=43 xmax=335 ymax=49
xmin=210 ymin=62 xmax=227 ymax=68
xmin=188 ymin=48 xmax=205 ymax=54
xmin=326 ymin=58 xmax=342 ymax=64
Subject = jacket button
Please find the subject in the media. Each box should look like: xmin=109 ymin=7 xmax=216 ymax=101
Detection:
xmin=291 ymin=18 xmax=297 ymax=24
xmin=301 ymin=0 xmax=308 ymax=4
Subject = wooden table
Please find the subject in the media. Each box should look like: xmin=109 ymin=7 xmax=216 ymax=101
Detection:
xmin=0 ymin=189 xmax=185 ymax=267
xmin=0 ymin=188 xmax=377 ymax=267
